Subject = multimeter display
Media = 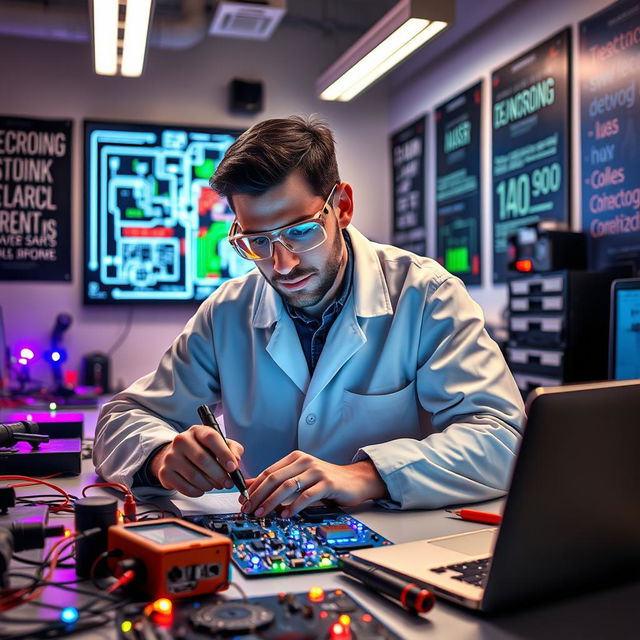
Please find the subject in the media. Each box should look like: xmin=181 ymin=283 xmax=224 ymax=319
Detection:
xmin=132 ymin=522 xmax=211 ymax=545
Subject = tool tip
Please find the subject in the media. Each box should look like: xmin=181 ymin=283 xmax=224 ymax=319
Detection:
xmin=241 ymin=490 xmax=249 ymax=500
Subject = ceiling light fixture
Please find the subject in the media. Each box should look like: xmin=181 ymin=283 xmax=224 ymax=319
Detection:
xmin=316 ymin=0 xmax=454 ymax=102
xmin=91 ymin=0 xmax=154 ymax=78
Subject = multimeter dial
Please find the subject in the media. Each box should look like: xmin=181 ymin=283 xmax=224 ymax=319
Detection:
xmin=190 ymin=601 xmax=275 ymax=633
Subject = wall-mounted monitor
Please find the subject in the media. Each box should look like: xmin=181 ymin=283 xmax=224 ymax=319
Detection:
xmin=84 ymin=120 xmax=254 ymax=304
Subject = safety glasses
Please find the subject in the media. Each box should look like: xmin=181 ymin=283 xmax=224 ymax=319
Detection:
xmin=228 ymin=184 xmax=337 ymax=261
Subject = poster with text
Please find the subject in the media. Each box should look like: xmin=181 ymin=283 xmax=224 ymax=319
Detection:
xmin=492 ymin=29 xmax=571 ymax=282
xmin=391 ymin=115 xmax=426 ymax=255
xmin=581 ymin=0 xmax=640 ymax=272
xmin=436 ymin=82 xmax=482 ymax=285
xmin=0 ymin=116 xmax=72 ymax=281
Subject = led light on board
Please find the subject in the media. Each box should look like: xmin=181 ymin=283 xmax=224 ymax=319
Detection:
xmin=308 ymin=586 xmax=324 ymax=602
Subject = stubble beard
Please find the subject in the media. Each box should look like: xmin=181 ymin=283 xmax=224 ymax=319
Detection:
xmin=271 ymin=231 xmax=344 ymax=310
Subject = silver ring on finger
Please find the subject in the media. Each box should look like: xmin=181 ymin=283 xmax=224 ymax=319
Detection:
xmin=294 ymin=477 xmax=302 ymax=493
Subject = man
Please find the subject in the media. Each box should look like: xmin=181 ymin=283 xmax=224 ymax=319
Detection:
xmin=94 ymin=116 xmax=525 ymax=516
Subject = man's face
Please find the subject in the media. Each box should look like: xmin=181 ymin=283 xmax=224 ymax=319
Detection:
xmin=232 ymin=172 xmax=353 ymax=316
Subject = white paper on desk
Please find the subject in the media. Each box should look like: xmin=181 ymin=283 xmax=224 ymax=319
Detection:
xmin=170 ymin=491 xmax=243 ymax=516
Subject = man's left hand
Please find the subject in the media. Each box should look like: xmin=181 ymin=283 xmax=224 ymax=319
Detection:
xmin=240 ymin=450 xmax=387 ymax=517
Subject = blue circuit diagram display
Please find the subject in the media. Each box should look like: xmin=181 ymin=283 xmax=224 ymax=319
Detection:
xmin=84 ymin=121 xmax=253 ymax=303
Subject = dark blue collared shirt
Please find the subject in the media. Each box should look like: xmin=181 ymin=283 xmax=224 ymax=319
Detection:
xmin=284 ymin=231 xmax=354 ymax=374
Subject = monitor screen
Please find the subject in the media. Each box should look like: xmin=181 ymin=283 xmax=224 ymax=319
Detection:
xmin=83 ymin=120 xmax=254 ymax=304
xmin=611 ymin=279 xmax=640 ymax=380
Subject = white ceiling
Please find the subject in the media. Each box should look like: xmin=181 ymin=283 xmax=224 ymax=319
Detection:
xmin=0 ymin=0 xmax=521 ymax=90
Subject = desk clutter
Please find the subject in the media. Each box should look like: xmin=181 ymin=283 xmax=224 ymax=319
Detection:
xmin=0 ymin=416 xmax=83 ymax=476
xmin=116 ymin=589 xmax=402 ymax=640
xmin=0 ymin=472 xmax=428 ymax=640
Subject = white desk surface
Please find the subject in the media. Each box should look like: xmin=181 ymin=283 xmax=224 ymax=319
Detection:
xmin=1 ymin=406 xmax=637 ymax=639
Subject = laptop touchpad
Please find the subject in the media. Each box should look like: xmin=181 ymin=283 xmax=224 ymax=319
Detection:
xmin=429 ymin=529 xmax=497 ymax=556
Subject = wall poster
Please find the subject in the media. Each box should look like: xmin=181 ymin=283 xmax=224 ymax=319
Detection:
xmin=581 ymin=0 xmax=640 ymax=272
xmin=0 ymin=116 xmax=72 ymax=281
xmin=492 ymin=29 xmax=571 ymax=282
xmin=391 ymin=115 xmax=427 ymax=255
xmin=436 ymin=82 xmax=482 ymax=285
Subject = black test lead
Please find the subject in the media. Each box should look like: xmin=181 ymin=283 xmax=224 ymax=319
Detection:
xmin=197 ymin=404 xmax=250 ymax=500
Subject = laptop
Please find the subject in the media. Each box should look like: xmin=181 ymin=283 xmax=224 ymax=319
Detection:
xmin=352 ymin=379 xmax=640 ymax=612
xmin=609 ymin=278 xmax=640 ymax=381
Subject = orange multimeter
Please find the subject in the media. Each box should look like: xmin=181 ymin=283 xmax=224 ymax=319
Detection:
xmin=107 ymin=518 xmax=232 ymax=600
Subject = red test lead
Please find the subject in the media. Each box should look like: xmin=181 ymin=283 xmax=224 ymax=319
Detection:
xmin=447 ymin=509 xmax=503 ymax=526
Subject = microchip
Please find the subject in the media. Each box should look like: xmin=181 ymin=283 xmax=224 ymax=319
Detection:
xmin=317 ymin=524 xmax=356 ymax=541
xmin=232 ymin=527 xmax=260 ymax=540
xmin=251 ymin=540 xmax=266 ymax=551
xmin=299 ymin=506 xmax=342 ymax=523
xmin=212 ymin=521 xmax=230 ymax=535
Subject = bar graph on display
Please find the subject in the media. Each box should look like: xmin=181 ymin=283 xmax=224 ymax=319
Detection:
xmin=435 ymin=82 xmax=482 ymax=285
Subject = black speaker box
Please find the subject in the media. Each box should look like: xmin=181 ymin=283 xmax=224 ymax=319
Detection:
xmin=229 ymin=78 xmax=263 ymax=114
xmin=81 ymin=351 xmax=111 ymax=393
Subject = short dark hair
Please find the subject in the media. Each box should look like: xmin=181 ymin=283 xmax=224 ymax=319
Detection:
xmin=210 ymin=115 xmax=340 ymax=204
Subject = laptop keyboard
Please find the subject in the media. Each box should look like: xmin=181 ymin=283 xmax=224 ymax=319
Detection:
xmin=430 ymin=558 xmax=491 ymax=587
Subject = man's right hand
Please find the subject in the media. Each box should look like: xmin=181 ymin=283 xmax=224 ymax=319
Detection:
xmin=149 ymin=425 xmax=245 ymax=497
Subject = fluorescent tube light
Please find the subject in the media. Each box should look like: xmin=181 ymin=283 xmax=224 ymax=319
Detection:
xmin=121 ymin=0 xmax=153 ymax=77
xmin=92 ymin=0 xmax=119 ymax=76
xmin=317 ymin=0 xmax=454 ymax=102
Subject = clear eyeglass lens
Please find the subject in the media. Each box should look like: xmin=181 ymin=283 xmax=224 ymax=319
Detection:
xmin=282 ymin=222 xmax=325 ymax=249
xmin=236 ymin=221 xmax=325 ymax=260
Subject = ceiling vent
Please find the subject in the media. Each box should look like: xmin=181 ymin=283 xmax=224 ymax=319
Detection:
xmin=209 ymin=1 xmax=286 ymax=40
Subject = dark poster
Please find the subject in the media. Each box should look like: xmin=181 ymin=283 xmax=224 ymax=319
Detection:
xmin=0 ymin=116 xmax=72 ymax=281
xmin=492 ymin=29 xmax=571 ymax=282
xmin=391 ymin=115 xmax=426 ymax=255
xmin=581 ymin=0 xmax=640 ymax=272
xmin=436 ymin=82 xmax=482 ymax=285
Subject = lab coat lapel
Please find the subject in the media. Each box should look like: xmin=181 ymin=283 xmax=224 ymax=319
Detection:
xmin=266 ymin=313 xmax=310 ymax=393
xmin=303 ymin=299 xmax=365 ymax=409
xmin=302 ymin=226 xmax=393 ymax=409
xmin=253 ymin=226 xmax=391 ymax=401
xmin=253 ymin=279 xmax=310 ymax=393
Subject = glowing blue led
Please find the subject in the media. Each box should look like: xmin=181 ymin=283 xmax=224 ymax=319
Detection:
xmin=305 ymin=542 xmax=315 ymax=551
xmin=250 ymin=555 xmax=261 ymax=565
xmin=60 ymin=607 xmax=79 ymax=624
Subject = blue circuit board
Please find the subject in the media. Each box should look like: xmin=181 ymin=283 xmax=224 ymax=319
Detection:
xmin=186 ymin=506 xmax=392 ymax=577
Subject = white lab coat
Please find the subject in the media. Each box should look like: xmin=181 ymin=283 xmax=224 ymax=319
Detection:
xmin=94 ymin=226 xmax=525 ymax=509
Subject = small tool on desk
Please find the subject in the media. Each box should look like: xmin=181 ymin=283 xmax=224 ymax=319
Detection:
xmin=446 ymin=508 xmax=503 ymax=525
xmin=197 ymin=404 xmax=249 ymax=500
xmin=340 ymin=554 xmax=435 ymax=614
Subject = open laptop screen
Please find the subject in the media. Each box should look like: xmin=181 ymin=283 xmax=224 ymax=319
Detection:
xmin=610 ymin=278 xmax=640 ymax=380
